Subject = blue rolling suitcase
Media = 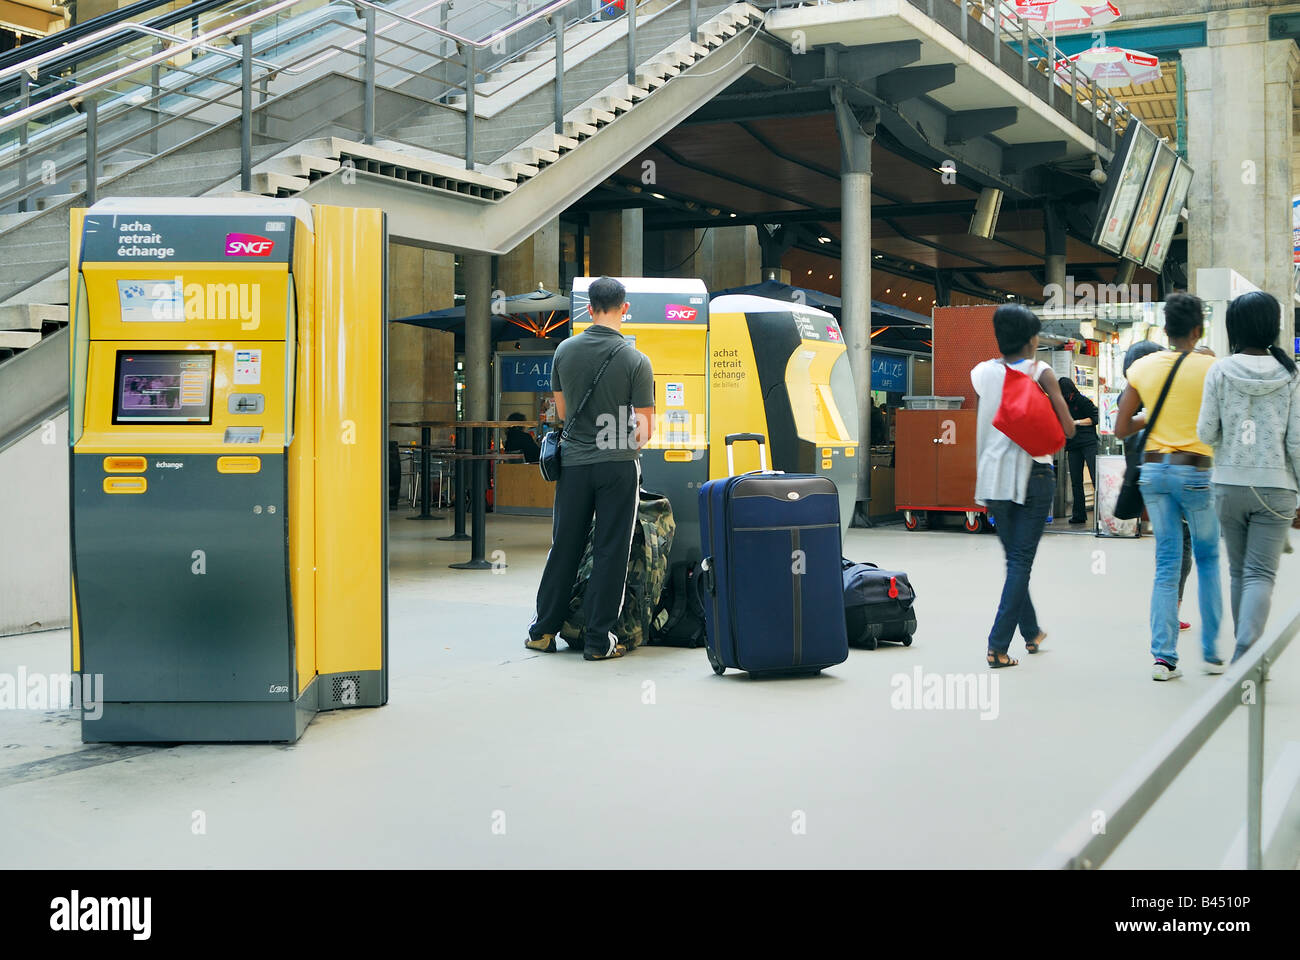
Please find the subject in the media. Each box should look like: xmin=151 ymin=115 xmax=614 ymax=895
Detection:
xmin=698 ymin=434 xmax=849 ymax=676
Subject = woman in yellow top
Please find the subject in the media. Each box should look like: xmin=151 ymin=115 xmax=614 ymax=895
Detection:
xmin=1114 ymin=293 xmax=1223 ymax=681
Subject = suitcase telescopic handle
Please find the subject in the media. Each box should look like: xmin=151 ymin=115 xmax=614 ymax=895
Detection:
xmin=723 ymin=433 xmax=767 ymax=475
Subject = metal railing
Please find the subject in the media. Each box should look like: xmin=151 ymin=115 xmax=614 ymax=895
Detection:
xmin=0 ymin=0 xmax=704 ymax=214
xmin=1038 ymin=599 xmax=1300 ymax=869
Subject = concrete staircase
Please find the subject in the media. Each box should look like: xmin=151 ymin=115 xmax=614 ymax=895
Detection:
xmin=0 ymin=303 xmax=66 ymax=363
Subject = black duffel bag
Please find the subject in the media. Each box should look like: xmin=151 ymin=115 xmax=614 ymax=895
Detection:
xmin=648 ymin=561 xmax=708 ymax=648
xmin=842 ymin=558 xmax=917 ymax=650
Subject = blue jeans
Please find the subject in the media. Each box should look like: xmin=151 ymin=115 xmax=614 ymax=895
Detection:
xmin=986 ymin=465 xmax=1055 ymax=654
xmin=1137 ymin=462 xmax=1222 ymax=666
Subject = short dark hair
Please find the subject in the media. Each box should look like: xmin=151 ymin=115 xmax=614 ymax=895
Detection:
xmin=1057 ymin=376 xmax=1078 ymax=400
xmin=992 ymin=304 xmax=1040 ymax=355
xmin=1162 ymin=291 xmax=1205 ymax=339
xmin=1122 ymin=338 xmax=1162 ymax=376
xmin=1227 ymin=290 xmax=1297 ymax=374
xmin=507 ymin=412 xmax=525 ymax=421
xmin=587 ymin=276 xmax=626 ymax=315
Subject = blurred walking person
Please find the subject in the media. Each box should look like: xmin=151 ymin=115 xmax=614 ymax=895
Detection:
xmin=1124 ymin=340 xmax=1193 ymax=631
xmin=1058 ymin=377 xmax=1099 ymax=525
xmin=1197 ymin=291 xmax=1300 ymax=663
xmin=972 ymin=305 xmax=1075 ymax=668
xmin=1115 ymin=293 xmax=1222 ymax=680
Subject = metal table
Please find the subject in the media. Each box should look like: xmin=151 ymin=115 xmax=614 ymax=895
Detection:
xmin=391 ymin=420 xmax=529 ymax=568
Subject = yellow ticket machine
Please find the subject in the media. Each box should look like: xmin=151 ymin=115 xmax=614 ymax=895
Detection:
xmin=707 ymin=295 xmax=860 ymax=531
xmin=69 ymin=198 xmax=388 ymax=742
xmin=571 ymin=277 xmax=709 ymax=564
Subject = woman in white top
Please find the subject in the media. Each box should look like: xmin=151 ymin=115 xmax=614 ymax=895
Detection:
xmin=971 ymin=305 xmax=1075 ymax=667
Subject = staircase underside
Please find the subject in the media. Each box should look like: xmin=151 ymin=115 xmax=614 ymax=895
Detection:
xmin=303 ymin=27 xmax=786 ymax=255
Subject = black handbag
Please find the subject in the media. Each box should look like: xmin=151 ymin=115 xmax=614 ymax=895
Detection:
xmin=1114 ymin=352 xmax=1189 ymax=520
xmin=539 ymin=340 xmax=625 ymax=482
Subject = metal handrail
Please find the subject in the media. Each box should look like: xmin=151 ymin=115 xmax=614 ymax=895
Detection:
xmin=0 ymin=20 xmax=480 ymax=209
xmin=0 ymin=0 xmax=713 ymax=207
xmin=0 ymin=0 xmax=276 ymax=83
xmin=1038 ymin=599 xmax=1300 ymax=870
xmin=0 ymin=0 xmax=614 ymax=136
xmin=465 ymin=0 xmax=664 ymax=108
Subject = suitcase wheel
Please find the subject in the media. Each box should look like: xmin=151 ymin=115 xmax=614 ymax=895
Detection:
xmin=707 ymin=647 xmax=726 ymax=676
xmin=901 ymin=637 xmax=913 ymax=647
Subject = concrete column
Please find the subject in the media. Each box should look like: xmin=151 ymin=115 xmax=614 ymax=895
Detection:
xmin=589 ymin=208 xmax=643 ymax=277
xmin=654 ymin=228 xmax=700 ymax=278
xmin=834 ymin=91 xmax=877 ymax=524
xmin=1184 ymin=11 xmax=1298 ymax=349
xmin=498 ymin=219 xmax=560 ymax=294
xmin=709 ymin=225 xmax=760 ymax=289
xmin=758 ymin=224 xmax=796 ymax=287
xmin=1043 ymin=202 xmax=1068 ymax=296
xmin=423 ymin=250 xmax=456 ymax=438
xmin=387 ymin=243 xmax=429 ymax=447
xmin=463 ymin=253 xmax=493 ymax=422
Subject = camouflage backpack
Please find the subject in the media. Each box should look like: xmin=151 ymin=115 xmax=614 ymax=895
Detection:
xmin=560 ymin=489 xmax=675 ymax=650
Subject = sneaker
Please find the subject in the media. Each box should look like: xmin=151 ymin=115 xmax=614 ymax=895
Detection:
xmin=1152 ymin=660 xmax=1183 ymax=681
xmin=525 ymin=633 xmax=556 ymax=653
xmin=1203 ymin=659 xmax=1226 ymax=675
xmin=1179 ymin=621 xmax=1191 ymax=632
xmin=584 ymin=633 xmax=627 ymax=661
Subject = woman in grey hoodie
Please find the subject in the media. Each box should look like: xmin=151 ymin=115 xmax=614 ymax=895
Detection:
xmin=1197 ymin=291 xmax=1300 ymax=662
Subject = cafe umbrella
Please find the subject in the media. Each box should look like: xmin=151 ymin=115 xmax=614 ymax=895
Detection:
xmin=1054 ymin=45 xmax=1161 ymax=89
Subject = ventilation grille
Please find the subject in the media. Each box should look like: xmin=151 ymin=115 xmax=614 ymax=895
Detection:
xmin=329 ymin=674 xmax=363 ymax=707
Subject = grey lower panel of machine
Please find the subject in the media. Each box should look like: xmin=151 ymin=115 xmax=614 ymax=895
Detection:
xmin=82 ymin=677 xmax=320 ymax=743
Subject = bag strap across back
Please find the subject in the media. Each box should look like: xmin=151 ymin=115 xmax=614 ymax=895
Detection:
xmin=1136 ymin=351 xmax=1190 ymax=457
xmin=560 ymin=340 xmax=626 ymax=442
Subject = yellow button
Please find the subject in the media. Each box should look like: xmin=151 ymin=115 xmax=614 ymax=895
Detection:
xmin=103 ymin=476 xmax=146 ymax=494
xmin=103 ymin=456 xmax=146 ymax=473
xmin=217 ymin=456 xmax=261 ymax=474
xmin=821 ymin=458 xmax=832 ymax=470
xmin=822 ymin=448 xmax=832 ymax=458
xmin=663 ymin=450 xmax=691 ymax=462
xmin=845 ymin=447 xmax=856 ymax=458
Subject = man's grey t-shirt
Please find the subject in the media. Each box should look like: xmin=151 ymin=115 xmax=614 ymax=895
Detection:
xmin=552 ymin=323 xmax=654 ymax=465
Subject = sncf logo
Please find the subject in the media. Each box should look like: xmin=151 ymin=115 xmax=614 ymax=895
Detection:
xmin=224 ymin=233 xmax=274 ymax=256
xmin=665 ymin=304 xmax=697 ymax=321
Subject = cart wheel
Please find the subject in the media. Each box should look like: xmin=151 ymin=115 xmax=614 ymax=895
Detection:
xmin=964 ymin=512 xmax=985 ymax=534
xmin=707 ymin=648 xmax=725 ymax=676
xmin=904 ymin=511 xmax=921 ymax=531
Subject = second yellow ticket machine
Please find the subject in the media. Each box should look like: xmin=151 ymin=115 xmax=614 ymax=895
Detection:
xmin=571 ymin=279 xmax=860 ymax=563
xmin=69 ymin=198 xmax=388 ymax=743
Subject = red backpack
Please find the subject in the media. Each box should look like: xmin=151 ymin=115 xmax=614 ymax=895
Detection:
xmin=992 ymin=363 xmax=1065 ymax=457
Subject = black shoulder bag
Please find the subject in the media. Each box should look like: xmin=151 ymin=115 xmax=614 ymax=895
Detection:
xmin=539 ymin=341 xmax=626 ymax=482
xmin=1114 ymin=352 xmax=1189 ymax=520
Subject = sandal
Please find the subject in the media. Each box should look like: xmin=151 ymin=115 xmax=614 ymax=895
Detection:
xmin=1025 ymin=632 xmax=1047 ymax=654
xmin=987 ymin=650 xmax=1019 ymax=668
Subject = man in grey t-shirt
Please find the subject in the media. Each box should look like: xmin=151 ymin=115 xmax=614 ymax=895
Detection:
xmin=526 ymin=277 xmax=655 ymax=661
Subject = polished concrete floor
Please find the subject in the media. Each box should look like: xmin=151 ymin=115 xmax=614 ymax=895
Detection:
xmin=1 ymin=507 xmax=1298 ymax=869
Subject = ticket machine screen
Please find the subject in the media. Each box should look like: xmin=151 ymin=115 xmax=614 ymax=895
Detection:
xmin=112 ymin=351 xmax=215 ymax=424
